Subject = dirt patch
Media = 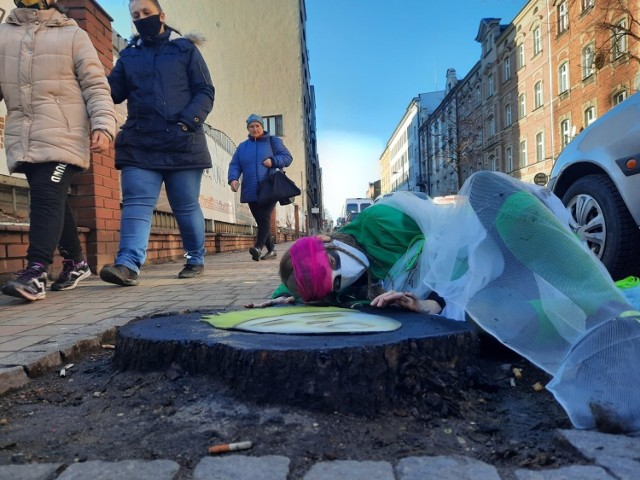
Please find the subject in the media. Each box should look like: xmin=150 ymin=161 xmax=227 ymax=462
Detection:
xmin=0 ymin=335 xmax=586 ymax=479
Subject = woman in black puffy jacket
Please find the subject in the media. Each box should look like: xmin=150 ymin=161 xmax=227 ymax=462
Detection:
xmin=100 ymin=0 xmax=215 ymax=286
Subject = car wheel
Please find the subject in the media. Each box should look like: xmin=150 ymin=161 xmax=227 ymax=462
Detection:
xmin=562 ymin=173 xmax=640 ymax=280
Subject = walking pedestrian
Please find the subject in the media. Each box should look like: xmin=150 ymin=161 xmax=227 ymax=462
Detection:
xmin=228 ymin=114 xmax=293 ymax=261
xmin=0 ymin=0 xmax=116 ymax=301
xmin=99 ymin=0 xmax=215 ymax=286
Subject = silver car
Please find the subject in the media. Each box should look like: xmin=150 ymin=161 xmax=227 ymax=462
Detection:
xmin=548 ymin=92 xmax=640 ymax=280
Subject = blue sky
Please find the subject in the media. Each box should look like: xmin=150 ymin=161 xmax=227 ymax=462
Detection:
xmin=98 ymin=0 xmax=525 ymax=221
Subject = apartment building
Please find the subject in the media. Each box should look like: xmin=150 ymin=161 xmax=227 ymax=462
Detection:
xmin=415 ymin=0 xmax=640 ymax=195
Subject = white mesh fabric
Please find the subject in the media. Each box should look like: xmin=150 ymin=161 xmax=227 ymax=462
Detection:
xmin=376 ymin=171 xmax=637 ymax=432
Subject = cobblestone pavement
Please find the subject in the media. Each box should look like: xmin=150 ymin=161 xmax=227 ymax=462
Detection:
xmin=1 ymin=245 xmax=639 ymax=479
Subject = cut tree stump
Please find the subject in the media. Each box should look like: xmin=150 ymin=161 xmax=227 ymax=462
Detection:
xmin=115 ymin=308 xmax=478 ymax=415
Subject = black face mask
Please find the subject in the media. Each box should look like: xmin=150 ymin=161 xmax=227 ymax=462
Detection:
xmin=133 ymin=14 xmax=163 ymax=37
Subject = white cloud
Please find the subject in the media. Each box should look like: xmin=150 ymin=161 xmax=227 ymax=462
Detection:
xmin=318 ymin=131 xmax=384 ymax=221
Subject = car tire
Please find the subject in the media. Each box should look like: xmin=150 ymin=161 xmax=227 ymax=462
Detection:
xmin=562 ymin=173 xmax=640 ymax=280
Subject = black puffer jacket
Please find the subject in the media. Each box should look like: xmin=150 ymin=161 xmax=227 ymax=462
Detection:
xmin=108 ymin=30 xmax=215 ymax=170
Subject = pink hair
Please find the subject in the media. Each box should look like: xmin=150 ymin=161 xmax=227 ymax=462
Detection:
xmin=289 ymin=237 xmax=333 ymax=302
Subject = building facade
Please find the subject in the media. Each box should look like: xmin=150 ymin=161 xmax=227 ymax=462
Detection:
xmin=160 ymin=0 xmax=322 ymax=232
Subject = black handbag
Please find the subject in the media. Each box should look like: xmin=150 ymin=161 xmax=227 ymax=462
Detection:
xmin=257 ymin=137 xmax=301 ymax=205
xmin=258 ymin=168 xmax=301 ymax=205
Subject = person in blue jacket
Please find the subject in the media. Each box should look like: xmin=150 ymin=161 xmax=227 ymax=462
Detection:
xmin=228 ymin=114 xmax=293 ymax=262
xmin=99 ymin=0 xmax=215 ymax=286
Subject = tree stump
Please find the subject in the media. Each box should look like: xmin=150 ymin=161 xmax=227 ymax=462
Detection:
xmin=115 ymin=308 xmax=478 ymax=415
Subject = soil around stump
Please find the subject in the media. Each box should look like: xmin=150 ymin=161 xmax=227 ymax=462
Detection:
xmin=115 ymin=308 xmax=478 ymax=415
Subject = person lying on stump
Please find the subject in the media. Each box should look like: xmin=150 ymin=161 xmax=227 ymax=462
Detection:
xmin=250 ymin=170 xmax=640 ymax=434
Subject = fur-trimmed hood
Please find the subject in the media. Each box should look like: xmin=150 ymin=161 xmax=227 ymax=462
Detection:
xmin=129 ymin=29 xmax=206 ymax=48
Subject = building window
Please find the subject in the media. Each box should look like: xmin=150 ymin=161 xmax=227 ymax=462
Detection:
xmin=559 ymin=62 xmax=569 ymax=93
xmin=488 ymin=115 xmax=496 ymax=137
xmin=503 ymin=56 xmax=511 ymax=81
xmin=505 ymin=103 xmax=512 ymax=127
xmin=489 ymin=155 xmax=498 ymax=171
xmin=517 ymin=43 xmax=525 ymax=69
xmin=506 ymin=146 xmax=513 ymax=172
xmin=582 ymin=0 xmax=594 ymax=12
xmin=533 ymin=27 xmax=542 ymax=55
xmin=584 ymin=106 xmax=596 ymax=126
xmin=536 ymin=132 xmax=544 ymax=161
xmin=519 ymin=94 xmax=526 ymax=118
xmin=478 ymin=161 xmax=484 ymax=171
xmin=263 ymin=115 xmax=284 ymax=136
xmin=613 ymin=19 xmax=628 ymax=59
xmin=488 ymin=74 xmax=494 ymax=97
xmin=613 ymin=90 xmax=628 ymax=105
xmin=582 ymin=43 xmax=595 ymax=79
xmin=534 ymin=81 xmax=543 ymax=109
xmin=558 ymin=1 xmax=569 ymax=33
xmin=476 ymin=86 xmax=482 ymax=105
xmin=520 ymin=140 xmax=528 ymax=166
xmin=561 ymin=119 xmax=571 ymax=147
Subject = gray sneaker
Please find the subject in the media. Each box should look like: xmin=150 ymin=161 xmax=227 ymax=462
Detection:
xmin=178 ymin=264 xmax=204 ymax=278
xmin=99 ymin=264 xmax=139 ymax=286
xmin=2 ymin=263 xmax=48 ymax=301
xmin=260 ymin=250 xmax=277 ymax=260
xmin=51 ymin=259 xmax=91 ymax=291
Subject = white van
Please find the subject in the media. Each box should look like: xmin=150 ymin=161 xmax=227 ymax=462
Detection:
xmin=337 ymin=198 xmax=373 ymax=227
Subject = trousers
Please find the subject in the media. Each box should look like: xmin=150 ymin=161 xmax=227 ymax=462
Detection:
xmin=23 ymin=162 xmax=83 ymax=267
xmin=115 ymin=166 xmax=206 ymax=272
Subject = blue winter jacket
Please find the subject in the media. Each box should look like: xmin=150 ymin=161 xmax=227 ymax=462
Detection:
xmin=108 ymin=30 xmax=215 ymax=170
xmin=228 ymin=133 xmax=293 ymax=203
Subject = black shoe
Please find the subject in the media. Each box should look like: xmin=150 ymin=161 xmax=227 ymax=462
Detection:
xmin=51 ymin=259 xmax=91 ymax=291
xmin=178 ymin=264 xmax=204 ymax=278
xmin=260 ymin=250 xmax=277 ymax=260
xmin=249 ymin=247 xmax=261 ymax=262
xmin=99 ymin=264 xmax=139 ymax=286
xmin=2 ymin=263 xmax=48 ymax=301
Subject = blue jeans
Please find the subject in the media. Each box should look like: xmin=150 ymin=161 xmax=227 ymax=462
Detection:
xmin=116 ymin=167 xmax=206 ymax=272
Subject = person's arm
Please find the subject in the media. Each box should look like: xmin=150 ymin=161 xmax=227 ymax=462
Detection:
xmin=108 ymin=56 xmax=128 ymax=105
xmin=178 ymin=46 xmax=215 ymax=131
xmin=370 ymin=290 xmax=443 ymax=314
xmin=268 ymin=136 xmax=293 ymax=169
xmin=72 ymin=28 xmax=117 ymax=143
xmin=245 ymin=283 xmax=296 ymax=308
xmin=228 ymin=147 xmax=242 ymax=191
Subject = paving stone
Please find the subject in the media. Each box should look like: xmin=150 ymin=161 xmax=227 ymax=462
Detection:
xmin=0 ymin=463 xmax=62 ymax=480
xmin=396 ymin=455 xmax=501 ymax=480
xmin=558 ymin=430 xmax=640 ymax=480
xmin=303 ymin=460 xmax=394 ymax=480
xmin=193 ymin=455 xmax=290 ymax=480
xmin=514 ymin=465 xmax=615 ymax=479
xmin=558 ymin=429 xmax=640 ymax=460
xmin=0 ymin=365 xmax=29 ymax=395
xmin=592 ymin=454 xmax=640 ymax=480
xmin=56 ymin=459 xmax=180 ymax=480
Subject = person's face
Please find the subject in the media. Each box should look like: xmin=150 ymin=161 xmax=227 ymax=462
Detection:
xmin=129 ymin=0 xmax=165 ymax=25
xmin=247 ymin=121 xmax=264 ymax=138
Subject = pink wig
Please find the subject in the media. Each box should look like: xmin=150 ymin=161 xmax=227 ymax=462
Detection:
xmin=289 ymin=237 xmax=333 ymax=302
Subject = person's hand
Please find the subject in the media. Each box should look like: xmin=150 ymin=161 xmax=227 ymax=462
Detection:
xmin=263 ymin=158 xmax=273 ymax=168
xmin=245 ymin=296 xmax=295 ymax=309
xmin=90 ymin=130 xmax=110 ymax=154
xmin=229 ymin=180 xmax=240 ymax=192
xmin=371 ymin=291 xmax=443 ymax=314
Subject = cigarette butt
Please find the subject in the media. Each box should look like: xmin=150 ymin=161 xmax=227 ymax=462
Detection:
xmin=101 ymin=344 xmax=116 ymax=350
xmin=532 ymin=382 xmax=544 ymax=392
xmin=208 ymin=441 xmax=252 ymax=454
xmin=512 ymin=367 xmax=522 ymax=379
xmin=60 ymin=368 xmax=66 ymax=378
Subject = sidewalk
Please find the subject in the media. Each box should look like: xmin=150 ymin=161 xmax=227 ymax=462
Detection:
xmin=0 ymin=245 xmax=285 ymax=392
xmin=1 ymin=245 xmax=640 ymax=479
